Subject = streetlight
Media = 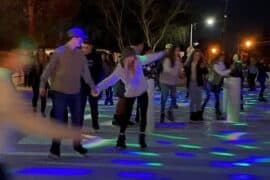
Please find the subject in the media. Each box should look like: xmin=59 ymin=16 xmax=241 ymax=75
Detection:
xmin=245 ymin=40 xmax=253 ymax=48
xmin=188 ymin=17 xmax=216 ymax=50
xmin=206 ymin=17 xmax=216 ymax=26
xmin=211 ymin=47 xmax=218 ymax=54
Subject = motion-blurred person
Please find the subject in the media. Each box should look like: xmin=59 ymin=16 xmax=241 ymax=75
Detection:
xmin=30 ymin=48 xmax=49 ymax=117
xmin=81 ymin=40 xmax=104 ymax=130
xmin=159 ymin=46 xmax=184 ymax=122
xmin=0 ymin=48 xmax=87 ymax=180
xmin=40 ymin=27 xmax=97 ymax=159
xmin=185 ymin=50 xmax=208 ymax=121
xmin=257 ymin=58 xmax=269 ymax=102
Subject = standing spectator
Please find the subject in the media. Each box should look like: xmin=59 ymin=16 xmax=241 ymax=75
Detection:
xmin=231 ymin=54 xmax=244 ymax=111
xmin=30 ymin=48 xmax=48 ymax=117
xmin=159 ymin=46 xmax=183 ymax=122
xmin=257 ymin=58 xmax=269 ymax=102
xmin=102 ymin=52 xmax=116 ymax=105
xmin=80 ymin=40 xmax=104 ymax=130
xmin=184 ymin=50 xmax=208 ymax=121
xmin=40 ymin=27 xmax=97 ymax=159
xmin=247 ymin=56 xmax=258 ymax=91
xmin=208 ymin=53 xmax=233 ymax=120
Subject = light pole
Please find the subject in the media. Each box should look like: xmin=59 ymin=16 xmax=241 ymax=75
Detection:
xmin=188 ymin=17 xmax=216 ymax=50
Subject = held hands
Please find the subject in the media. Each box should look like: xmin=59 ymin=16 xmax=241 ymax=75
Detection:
xmin=91 ymin=87 xmax=100 ymax=97
xmin=40 ymin=88 xmax=47 ymax=97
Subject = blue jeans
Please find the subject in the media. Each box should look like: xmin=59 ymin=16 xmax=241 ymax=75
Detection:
xmin=50 ymin=91 xmax=81 ymax=153
xmin=160 ymin=83 xmax=176 ymax=114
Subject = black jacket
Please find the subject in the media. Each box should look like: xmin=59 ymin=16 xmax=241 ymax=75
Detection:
xmin=81 ymin=51 xmax=104 ymax=90
xmin=185 ymin=60 xmax=208 ymax=87
xmin=257 ymin=63 xmax=269 ymax=82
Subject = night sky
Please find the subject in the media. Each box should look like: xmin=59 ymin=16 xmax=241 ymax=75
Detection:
xmin=190 ymin=0 xmax=269 ymax=56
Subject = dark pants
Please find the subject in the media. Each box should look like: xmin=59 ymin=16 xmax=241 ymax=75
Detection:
xmin=105 ymin=87 xmax=113 ymax=104
xmin=81 ymin=88 xmax=99 ymax=129
xmin=201 ymin=83 xmax=211 ymax=111
xmin=248 ymin=73 xmax=257 ymax=90
xmin=49 ymin=90 xmax=68 ymax=122
xmin=211 ymin=83 xmax=222 ymax=115
xmin=259 ymin=80 xmax=266 ymax=98
xmin=119 ymin=92 xmax=148 ymax=134
xmin=50 ymin=91 xmax=81 ymax=153
xmin=32 ymin=86 xmax=47 ymax=113
xmin=0 ymin=163 xmax=9 ymax=180
xmin=160 ymin=83 xmax=176 ymax=114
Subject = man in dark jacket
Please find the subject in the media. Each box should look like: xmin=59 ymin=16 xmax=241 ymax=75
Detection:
xmin=81 ymin=40 xmax=104 ymax=130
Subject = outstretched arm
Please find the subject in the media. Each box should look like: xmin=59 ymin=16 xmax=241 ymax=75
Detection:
xmin=96 ymin=64 xmax=121 ymax=92
xmin=138 ymin=51 xmax=166 ymax=65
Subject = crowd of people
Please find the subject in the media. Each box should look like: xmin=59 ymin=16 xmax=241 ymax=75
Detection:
xmin=2 ymin=27 xmax=270 ymax=162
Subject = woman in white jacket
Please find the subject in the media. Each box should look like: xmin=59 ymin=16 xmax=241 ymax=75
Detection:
xmin=93 ymin=47 xmax=166 ymax=149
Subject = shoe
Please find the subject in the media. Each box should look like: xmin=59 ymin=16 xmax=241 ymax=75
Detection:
xmin=49 ymin=146 xmax=60 ymax=160
xmin=48 ymin=152 xmax=60 ymax=160
xmin=112 ymin=114 xmax=120 ymax=126
xmin=109 ymin=100 xmax=114 ymax=106
xmin=93 ymin=121 xmax=100 ymax=130
xmin=128 ymin=121 xmax=136 ymax=126
xmin=197 ymin=111 xmax=204 ymax=121
xmin=167 ymin=110 xmax=174 ymax=121
xmin=41 ymin=112 xmax=46 ymax=118
xmin=190 ymin=112 xmax=197 ymax=122
xmin=259 ymin=97 xmax=267 ymax=102
xmin=139 ymin=133 xmax=147 ymax=149
xmin=74 ymin=144 xmax=88 ymax=157
xmin=216 ymin=114 xmax=225 ymax=121
xmin=173 ymin=104 xmax=179 ymax=109
xmin=116 ymin=134 xmax=126 ymax=149
xmin=240 ymin=104 xmax=244 ymax=111
xmin=160 ymin=113 xmax=165 ymax=123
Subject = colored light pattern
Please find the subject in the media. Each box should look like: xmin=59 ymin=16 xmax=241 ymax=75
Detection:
xmin=118 ymin=172 xmax=155 ymax=179
xmin=210 ymin=152 xmax=236 ymax=157
xmin=178 ymin=144 xmax=202 ymax=149
xmin=232 ymin=122 xmax=248 ymax=126
xmin=112 ymin=160 xmax=163 ymax=167
xmin=155 ymin=122 xmax=187 ymax=128
xmin=16 ymin=167 xmax=92 ymax=176
xmin=122 ymin=151 xmax=160 ymax=157
xmin=236 ymin=145 xmax=259 ymax=149
xmin=209 ymin=132 xmax=247 ymax=141
xmin=175 ymin=152 xmax=196 ymax=158
xmin=228 ymin=174 xmax=258 ymax=180
xmin=210 ymin=161 xmax=251 ymax=168
xmin=152 ymin=133 xmax=188 ymax=140
xmin=222 ymin=139 xmax=257 ymax=145
xmin=126 ymin=143 xmax=140 ymax=148
xmin=82 ymin=137 xmax=115 ymax=149
xmin=156 ymin=140 xmax=174 ymax=145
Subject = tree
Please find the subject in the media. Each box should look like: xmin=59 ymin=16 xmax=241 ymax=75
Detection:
xmin=97 ymin=0 xmax=126 ymax=50
xmin=129 ymin=0 xmax=187 ymax=50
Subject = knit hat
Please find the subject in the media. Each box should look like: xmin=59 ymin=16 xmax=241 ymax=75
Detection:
xmin=67 ymin=27 xmax=88 ymax=39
